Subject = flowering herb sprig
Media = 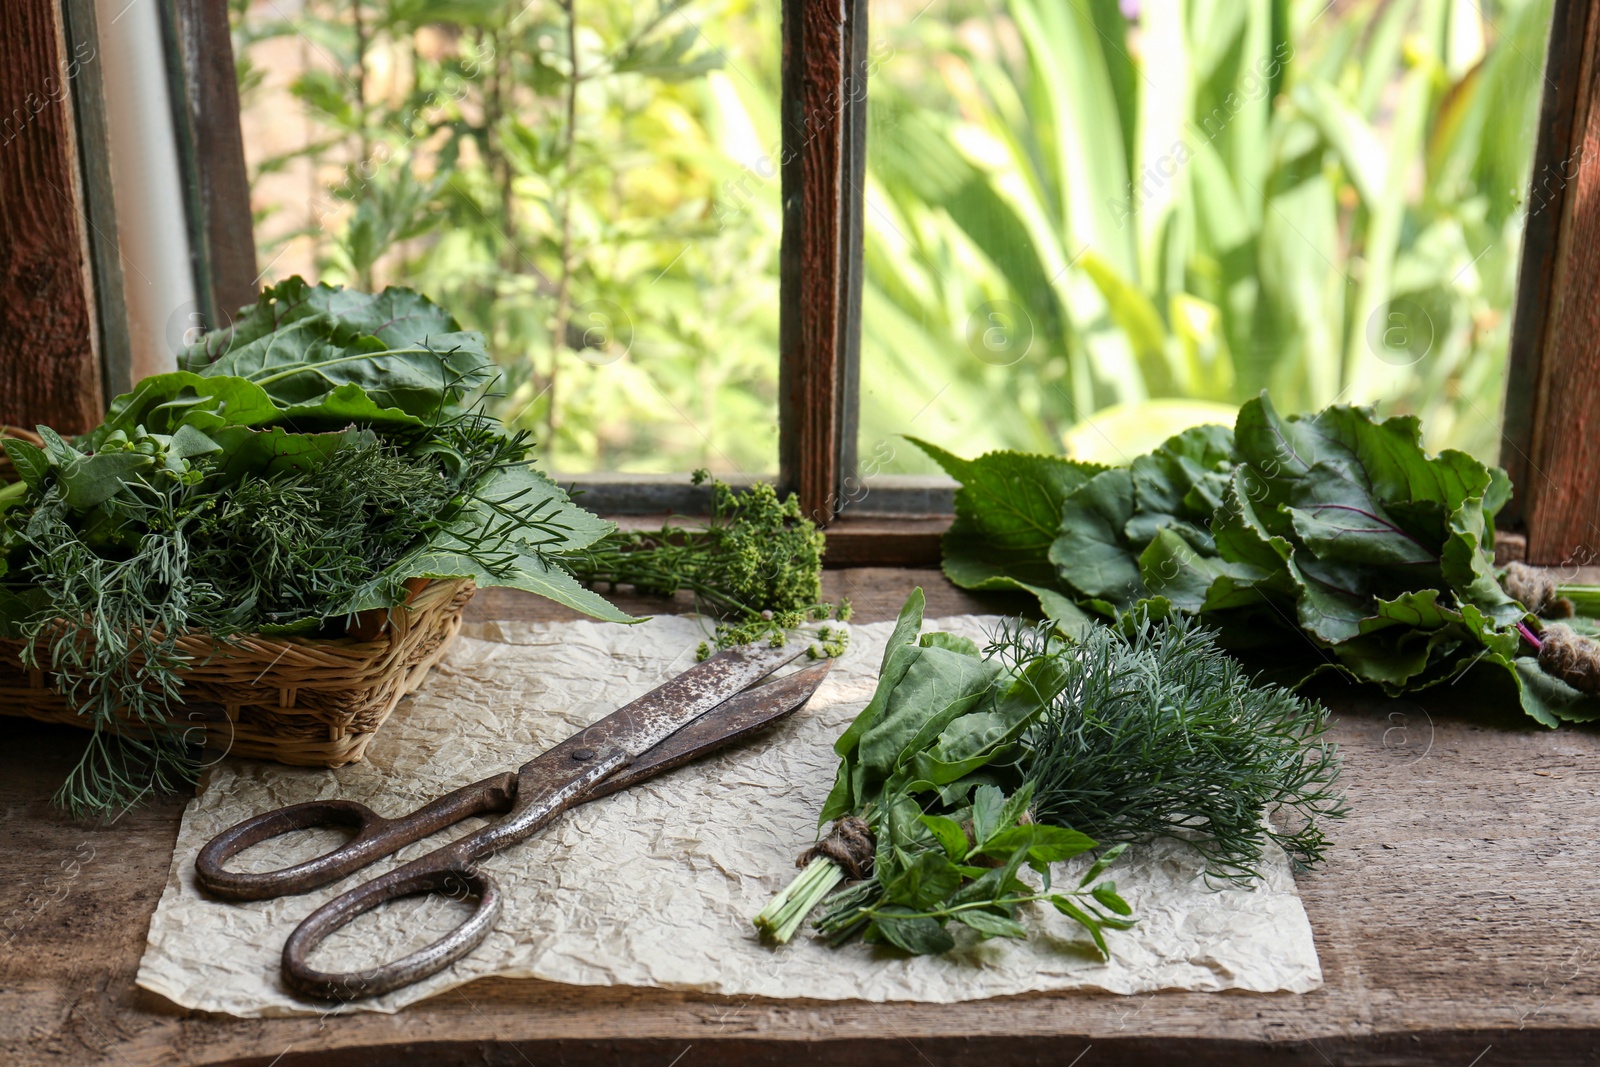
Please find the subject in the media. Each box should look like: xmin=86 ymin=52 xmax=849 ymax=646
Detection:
xmin=567 ymin=471 xmax=846 ymax=654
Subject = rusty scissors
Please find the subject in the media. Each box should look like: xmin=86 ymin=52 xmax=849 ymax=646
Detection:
xmin=195 ymin=643 xmax=829 ymax=1000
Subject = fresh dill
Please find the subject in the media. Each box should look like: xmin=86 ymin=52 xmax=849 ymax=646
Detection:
xmin=1003 ymin=613 xmax=1347 ymax=881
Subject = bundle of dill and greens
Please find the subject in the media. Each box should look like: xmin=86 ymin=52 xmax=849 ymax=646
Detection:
xmin=754 ymin=588 xmax=1344 ymax=957
xmin=0 ymin=277 xmax=831 ymax=817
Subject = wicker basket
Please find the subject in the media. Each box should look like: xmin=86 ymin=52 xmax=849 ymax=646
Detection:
xmin=0 ymin=426 xmax=475 ymax=768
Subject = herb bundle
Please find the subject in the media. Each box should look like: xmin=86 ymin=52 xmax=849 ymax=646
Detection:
xmin=755 ymin=589 xmax=1131 ymax=955
xmin=911 ymin=393 xmax=1600 ymax=727
xmin=565 ymin=471 xmax=843 ymax=651
xmin=1 ymin=279 xmax=630 ymax=814
xmin=756 ymin=589 xmax=1344 ymax=955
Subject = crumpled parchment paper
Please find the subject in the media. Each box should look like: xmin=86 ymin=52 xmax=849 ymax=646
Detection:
xmin=135 ymin=614 xmax=1323 ymax=1017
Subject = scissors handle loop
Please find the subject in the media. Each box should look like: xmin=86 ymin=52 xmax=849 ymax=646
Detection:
xmin=195 ymin=773 xmax=517 ymax=901
xmin=281 ymin=860 xmax=502 ymax=1001
xmin=274 ymin=748 xmax=629 ymax=999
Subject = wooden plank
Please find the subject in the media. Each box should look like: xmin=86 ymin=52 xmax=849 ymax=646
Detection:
xmin=1500 ymin=0 xmax=1590 ymax=528
xmin=161 ymin=0 xmax=259 ymax=328
xmin=5 ymin=570 xmax=1600 ymax=1065
xmin=834 ymin=0 xmax=867 ymax=504
xmin=0 ymin=0 xmax=104 ymax=435
xmin=820 ymin=514 xmax=948 ymax=567
xmin=779 ymin=0 xmax=846 ymax=525
xmin=59 ymin=0 xmax=133 ymax=401
xmin=1509 ymin=0 xmax=1600 ymax=562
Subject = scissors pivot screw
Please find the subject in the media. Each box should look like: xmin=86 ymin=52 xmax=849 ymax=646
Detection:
xmin=572 ymin=748 xmax=596 ymax=761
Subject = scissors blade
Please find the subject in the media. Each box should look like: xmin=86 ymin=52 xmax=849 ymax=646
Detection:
xmin=535 ymin=641 xmax=808 ymax=773
xmin=585 ymin=659 xmax=832 ymax=800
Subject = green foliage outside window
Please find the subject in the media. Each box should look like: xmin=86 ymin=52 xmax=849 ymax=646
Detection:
xmin=231 ymin=0 xmax=1553 ymax=475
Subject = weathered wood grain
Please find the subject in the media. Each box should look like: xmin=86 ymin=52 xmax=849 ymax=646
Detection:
xmin=4 ymin=570 xmax=1600 ymax=1065
xmin=1516 ymin=0 xmax=1600 ymax=563
xmin=0 ymin=0 xmax=104 ymax=434
xmin=168 ymin=0 xmax=259 ymax=322
xmin=779 ymin=0 xmax=845 ymax=526
xmin=1500 ymin=0 xmax=1594 ymax=530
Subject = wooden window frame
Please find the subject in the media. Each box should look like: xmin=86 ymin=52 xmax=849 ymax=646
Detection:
xmin=8 ymin=0 xmax=1598 ymax=567
xmin=1497 ymin=0 xmax=1600 ymax=565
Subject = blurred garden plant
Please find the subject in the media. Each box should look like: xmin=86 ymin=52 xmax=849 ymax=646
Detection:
xmin=232 ymin=0 xmax=1553 ymax=474
xmin=232 ymin=0 xmax=782 ymax=473
xmin=857 ymin=0 xmax=1553 ymax=469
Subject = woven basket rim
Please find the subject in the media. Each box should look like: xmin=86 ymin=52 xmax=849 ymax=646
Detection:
xmin=0 ymin=577 xmax=473 ymax=654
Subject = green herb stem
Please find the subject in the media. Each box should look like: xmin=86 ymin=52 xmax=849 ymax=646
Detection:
xmin=244 ymin=345 xmax=438 ymax=386
xmin=0 ymin=478 xmax=28 ymax=511
xmin=1556 ymin=585 xmax=1600 ymax=616
xmin=753 ymin=857 xmax=845 ymax=944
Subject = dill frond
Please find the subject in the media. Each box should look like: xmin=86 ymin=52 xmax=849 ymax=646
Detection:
xmin=1000 ymin=613 xmax=1348 ymax=881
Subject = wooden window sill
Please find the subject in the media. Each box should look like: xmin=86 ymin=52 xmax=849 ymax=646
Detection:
xmin=5 ymin=568 xmax=1599 ymax=1065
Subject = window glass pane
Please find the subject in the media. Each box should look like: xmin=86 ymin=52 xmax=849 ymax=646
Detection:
xmin=860 ymin=0 xmax=1554 ymax=473
xmin=231 ymin=0 xmax=781 ymax=475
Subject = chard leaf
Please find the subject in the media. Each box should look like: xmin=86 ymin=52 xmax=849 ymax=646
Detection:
xmin=1211 ymin=468 xmax=1295 ymax=581
xmin=182 ymin=278 xmax=496 ymax=418
xmin=1139 ymin=527 xmax=1265 ymax=613
xmin=1293 ymin=405 xmax=1491 ymax=514
xmin=1359 ymin=589 xmax=1455 ymax=632
xmin=908 ymin=437 xmax=1102 ymax=591
xmin=1126 ymin=423 xmax=1233 ymax=548
xmin=1050 ymin=468 xmax=1143 ymax=606
xmin=1285 ymin=462 xmax=1439 ymax=568
xmin=1458 ymin=602 xmax=1521 ymax=659
xmin=1331 ymin=627 xmax=1457 ymax=687
xmin=1440 ymin=497 xmax=1524 ymax=625
xmin=1503 ymin=655 xmax=1600 ymax=727
xmin=1288 ymin=555 xmax=1372 ymax=644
